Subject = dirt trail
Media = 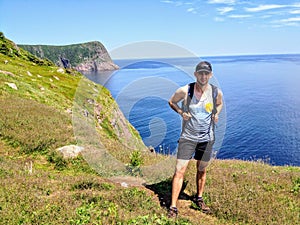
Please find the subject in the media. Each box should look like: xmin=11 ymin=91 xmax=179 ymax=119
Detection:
xmin=108 ymin=175 xmax=221 ymax=225
xmin=108 ymin=176 xmax=146 ymax=187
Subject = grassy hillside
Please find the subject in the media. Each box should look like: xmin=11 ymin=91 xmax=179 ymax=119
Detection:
xmin=0 ymin=32 xmax=299 ymax=224
xmin=0 ymin=33 xmax=54 ymax=67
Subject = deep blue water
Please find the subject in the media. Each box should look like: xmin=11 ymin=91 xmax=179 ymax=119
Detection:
xmin=84 ymin=54 xmax=300 ymax=166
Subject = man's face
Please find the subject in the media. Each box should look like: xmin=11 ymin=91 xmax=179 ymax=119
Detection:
xmin=194 ymin=71 xmax=212 ymax=86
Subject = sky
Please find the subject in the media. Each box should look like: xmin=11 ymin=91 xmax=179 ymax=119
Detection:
xmin=1 ymin=0 xmax=300 ymax=58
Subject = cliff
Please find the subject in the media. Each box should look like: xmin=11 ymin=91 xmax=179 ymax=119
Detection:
xmin=18 ymin=41 xmax=119 ymax=72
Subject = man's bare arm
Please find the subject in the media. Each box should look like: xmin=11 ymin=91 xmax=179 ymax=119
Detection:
xmin=213 ymin=90 xmax=223 ymax=123
xmin=169 ymin=86 xmax=192 ymax=120
xmin=168 ymin=87 xmax=186 ymax=115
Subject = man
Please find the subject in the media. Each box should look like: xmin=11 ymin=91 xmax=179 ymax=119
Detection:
xmin=168 ymin=61 xmax=223 ymax=218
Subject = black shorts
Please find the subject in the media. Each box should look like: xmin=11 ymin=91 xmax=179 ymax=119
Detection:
xmin=177 ymin=138 xmax=214 ymax=162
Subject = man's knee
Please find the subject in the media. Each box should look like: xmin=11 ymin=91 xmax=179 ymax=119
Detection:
xmin=197 ymin=161 xmax=209 ymax=172
xmin=173 ymin=171 xmax=185 ymax=180
xmin=175 ymin=159 xmax=189 ymax=174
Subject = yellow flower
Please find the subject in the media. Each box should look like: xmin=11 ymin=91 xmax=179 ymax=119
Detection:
xmin=205 ymin=102 xmax=213 ymax=113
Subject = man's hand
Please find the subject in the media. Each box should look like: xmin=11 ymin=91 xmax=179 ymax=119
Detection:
xmin=182 ymin=112 xmax=192 ymax=121
xmin=212 ymin=114 xmax=219 ymax=123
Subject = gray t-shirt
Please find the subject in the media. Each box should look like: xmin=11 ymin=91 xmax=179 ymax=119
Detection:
xmin=180 ymin=84 xmax=214 ymax=142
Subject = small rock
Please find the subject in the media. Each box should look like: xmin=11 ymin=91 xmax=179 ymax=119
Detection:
xmin=5 ymin=82 xmax=18 ymax=90
xmin=121 ymin=182 xmax=128 ymax=188
xmin=57 ymin=68 xmax=65 ymax=73
xmin=66 ymin=108 xmax=72 ymax=114
xmin=57 ymin=145 xmax=84 ymax=159
xmin=0 ymin=70 xmax=15 ymax=77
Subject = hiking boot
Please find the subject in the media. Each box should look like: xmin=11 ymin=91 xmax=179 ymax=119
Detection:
xmin=167 ymin=206 xmax=178 ymax=218
xmin=193 ymin=196 xmax=210 ymax=213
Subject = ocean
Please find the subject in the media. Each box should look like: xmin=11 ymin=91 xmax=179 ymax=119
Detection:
xmin=84 ymin=54 xmax=300 ymax=166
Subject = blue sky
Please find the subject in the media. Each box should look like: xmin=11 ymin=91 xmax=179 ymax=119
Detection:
xmin=1 ymin=0 xmax=300 ymax=58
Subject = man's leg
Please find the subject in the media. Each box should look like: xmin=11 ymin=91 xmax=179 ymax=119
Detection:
xmin=196 ymin=161 xmax=208 ymax=197
xmin=170 ymin=159 xmax=189 ymax=208
xmin=194 ymin=160 xmax=210 ymax=212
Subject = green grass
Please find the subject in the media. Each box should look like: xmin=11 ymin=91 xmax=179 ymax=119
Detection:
xmin=0 ymin=143 xmax=192 ymax=224
xmin=1 ymin=144 xmax=298 ymax=225
xmin=199 ymin=160 xmax=300 ymax=224
xmin=0 ymin=96 xmax=74 ymax=153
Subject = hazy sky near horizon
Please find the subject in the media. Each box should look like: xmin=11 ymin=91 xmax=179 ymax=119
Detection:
xmin=1 ymin=0 xmax=300 ymax=58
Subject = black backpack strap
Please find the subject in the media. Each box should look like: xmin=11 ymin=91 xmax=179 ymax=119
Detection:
xmin=210 ymin=84 xmax=219 ymax=141
xmin=186 ymin=82 xmax=195 ymax=112
xmin=211 ymin=84 xmax=218 ymax=115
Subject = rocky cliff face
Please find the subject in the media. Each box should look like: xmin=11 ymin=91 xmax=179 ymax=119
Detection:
xmin=75 ymin=58 xmax=120 ymax=71
xmin=19 ymin=41 xmax=119 ymax=72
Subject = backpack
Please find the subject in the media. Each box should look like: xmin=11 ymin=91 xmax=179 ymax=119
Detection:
xmin=186 ymin=82 xmax=218 ymax=115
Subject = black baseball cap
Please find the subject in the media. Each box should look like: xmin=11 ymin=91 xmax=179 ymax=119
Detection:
xmin=195 ymin=61 xmax=212 ymax=73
